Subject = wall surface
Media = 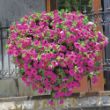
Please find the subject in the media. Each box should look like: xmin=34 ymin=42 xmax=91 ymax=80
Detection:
xmin=0 ymin=79 xmax=37 ymax=97
xmin=0 ymin=0 xmax=46 ymax=98
xmin=0 ymin=0 xmax=46 ymax=70
xmin=0 ymin=0 xmax=45 ymax=24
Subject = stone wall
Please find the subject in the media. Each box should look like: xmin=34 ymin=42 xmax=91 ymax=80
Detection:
xmin=0 ymin=94 xmax=110 ymax=110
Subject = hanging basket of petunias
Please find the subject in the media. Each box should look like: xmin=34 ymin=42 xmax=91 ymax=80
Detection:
xmin=7 ymin=10 xmax=108 ymax=103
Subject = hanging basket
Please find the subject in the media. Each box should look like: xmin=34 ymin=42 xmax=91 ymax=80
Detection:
xmin=7 ymin=10 xmax=108 ymax=101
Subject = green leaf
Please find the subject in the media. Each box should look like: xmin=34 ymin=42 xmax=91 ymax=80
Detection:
xmin=74 ymin=66 xmax=78 ymax=72
xmin=57 ymin=78 xmax=62 ymax=84
xmin=20 ymin=68 xmax=25 ymax=75
xmin=50 ymin=90 xmax=55 ymax=97
xmin=5 ymin=45 xmax=8 ymax=49
xmin=66 ymin=32 xmax=71 ymax=38
xmin=95 ymin=62 xmax=100 ymax=67
xmin=38 ymin=69 xmax=44 ymax=77
xmin=37 ymin=54 xmax=41 ymax=60
xmin=17 ymin=44 xmax=22 ymax=48
xmin=56 ymin=24 xmax=63 ymax=29
xmin=83 ymin=16 xmax=89 ymax=24
xmin=72 ymin=21 xmax=77 ymax=27
xmin=69 ymin=77 xmax=73 ymax=81
xmin=20 ymin=18 xmax=24 ymax=23
xmin=88 ymin=73 xmax=93 ymax=78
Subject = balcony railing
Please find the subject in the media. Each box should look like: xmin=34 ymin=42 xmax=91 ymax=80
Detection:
xmin=0 ymin=22 xmax=19 ymax=79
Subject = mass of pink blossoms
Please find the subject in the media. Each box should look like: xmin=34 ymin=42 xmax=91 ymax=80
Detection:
xmin=7 ymin=10 xmax=108 ymax=99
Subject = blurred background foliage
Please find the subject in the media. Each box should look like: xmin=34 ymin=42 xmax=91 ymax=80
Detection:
xmin=57 ymin=0 xmax=92 ymax=13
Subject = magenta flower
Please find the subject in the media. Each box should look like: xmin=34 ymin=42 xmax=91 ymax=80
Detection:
xmin=48 ymin=100 xmax=54 ymax=105
xmin=7 ymin=10 xmax=108 ymax=104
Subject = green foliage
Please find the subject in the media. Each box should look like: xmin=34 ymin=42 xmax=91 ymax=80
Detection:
xmin=19 ymin=68 xmax=25 ymax=75
xmin=57 ymin=0 xmax=92 ymax=13
xmin=83 ymin=16 xmax=89 ymax=24
xmin=38 ymin=69 xmax=44 ymax=77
